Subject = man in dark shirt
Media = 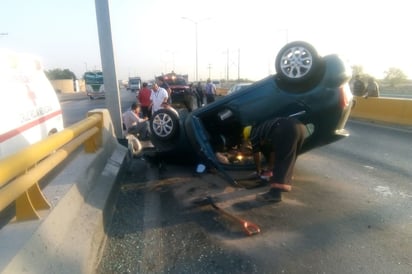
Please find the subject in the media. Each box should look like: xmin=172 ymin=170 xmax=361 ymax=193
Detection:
xmin=243 ymin=117 xmax=306 ymax=202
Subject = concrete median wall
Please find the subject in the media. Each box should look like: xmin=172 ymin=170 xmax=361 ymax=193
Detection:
xmin=51 ymin=79 xmax=86 ymax=93
xmin=0 ymin=109 xmax=128 ymax=274
xmin=350 ymin=96 xmax=412 ymax=126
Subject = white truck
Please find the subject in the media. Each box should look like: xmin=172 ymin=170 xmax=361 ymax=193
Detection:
xmin=128 ymin=77 xmax=141 ymax=92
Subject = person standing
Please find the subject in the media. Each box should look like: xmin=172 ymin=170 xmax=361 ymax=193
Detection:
xmin=364 ymin=77 xmax=380 ymax=98
xmin=204 ymin=79 xmax=216 ymax=104
xmin=243 ymin=117 xmax=306 ymax=202
xmin=352 ymin=75 xmax=366 ymax=96
xmin=195 ymin=82 xmax=204 ymax=107
xmin=150 ymin=83 xmax=169 ymax=114
xmin=122 ymin=102 xmax=150 ymax=140
xmin=157 ymin=76 xmax=172 ymax=103
xmin=137 ymin=82 xmax=152 ymax=118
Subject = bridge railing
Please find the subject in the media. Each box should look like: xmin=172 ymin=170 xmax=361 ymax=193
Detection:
xmin=0 ymin=111 xmax=104 ymax=221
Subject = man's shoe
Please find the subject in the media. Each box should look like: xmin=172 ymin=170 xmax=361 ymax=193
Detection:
xmin=256 ymin=188 xmax=282 ymax=203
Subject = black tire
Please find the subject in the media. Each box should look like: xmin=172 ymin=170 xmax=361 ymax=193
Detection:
xmin=150 ymin=108 xmax=180 ymax=141
xmin=275 ymin=41 xmax=324 ymax=92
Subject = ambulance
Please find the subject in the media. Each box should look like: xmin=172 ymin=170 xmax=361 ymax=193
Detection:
xmin=0 ymin=49 xmax=64 ymax=159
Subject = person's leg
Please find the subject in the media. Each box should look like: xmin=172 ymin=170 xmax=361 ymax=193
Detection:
xmin=127 ymin=125 xmax=140 ymax=136
xmin=134 ymin=121 xmax=150 ymax=140
xmin=206 ymin=94 xmax=215 ymax=104
xmin=260 ymin=145 xmax=274 ymax=179
xmin=257 ymin=119 xmax=305 ymax=202
xmin=142 ymin=106 xmax=150 ymax=118
xmin=271 ymin=119 xmax=305 ymax=185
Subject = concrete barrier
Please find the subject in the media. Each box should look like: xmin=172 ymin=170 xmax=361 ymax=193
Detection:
xmin=350 ymin=96 xmax=412 ymax=126
xmin=216 ymin=88 xmax=229 ymax=96
xmin=0 ymin=109 xmax=128 ymax=274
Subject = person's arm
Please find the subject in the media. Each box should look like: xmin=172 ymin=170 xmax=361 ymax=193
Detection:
xmin=160 ymin=90 xmax=169 ymax=107
xmin=137 ymin=116 xmax=148 ymax=123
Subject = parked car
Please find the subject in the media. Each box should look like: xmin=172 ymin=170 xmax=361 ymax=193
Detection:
xmin=227 ymin=82 xmax=253 ymax=95
xmin=148 ymin=41 xmax=354 ymax=184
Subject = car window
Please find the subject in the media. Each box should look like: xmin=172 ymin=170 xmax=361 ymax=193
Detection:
xmin=166 ymin=78 xmax=187 ymax=85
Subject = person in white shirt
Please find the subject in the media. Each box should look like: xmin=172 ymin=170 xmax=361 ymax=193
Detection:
xmin=122 ymin=102 xmax=150 ymax=140
xmin=150 ymin=83 xmax=169 ymax=114
xmin=205 ymin=78 xmax=216 ymax=104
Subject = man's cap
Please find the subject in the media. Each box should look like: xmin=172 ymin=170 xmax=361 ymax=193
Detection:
xmin=243 ymin=126 xmax=252 ymax=140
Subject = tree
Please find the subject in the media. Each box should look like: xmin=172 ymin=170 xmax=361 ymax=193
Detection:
xmin=45 ymin=68 xmax=77 ymax=80
xmin=384 ymin=67 xmax=407 ymax=87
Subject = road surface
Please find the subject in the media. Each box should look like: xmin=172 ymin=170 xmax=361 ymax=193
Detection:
xmin=96 ymin=120 xmax=412 ymax=273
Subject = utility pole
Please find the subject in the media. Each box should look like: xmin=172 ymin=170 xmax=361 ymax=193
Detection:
xmin=208 ymin=64 xmax=212 ymax=79
xmin=181 ymin=17 xmax=211 ymax=81
xmin=95 ymin=0 xmax=122 ymax=138
xmin=226 ymin=48 xmax=229 ymax=81
xmin=237 ymin=48 xmax=240 ymax=81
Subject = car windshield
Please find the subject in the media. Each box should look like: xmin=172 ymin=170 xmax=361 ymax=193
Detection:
xmin=166 ymin=78 xmax=187 ymax=85
xmin=85 ymin=72 xmax=103 ymax=84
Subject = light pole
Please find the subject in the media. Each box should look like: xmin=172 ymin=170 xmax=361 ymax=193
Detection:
xmin=181 ymin=17 xmax=210 ymax=81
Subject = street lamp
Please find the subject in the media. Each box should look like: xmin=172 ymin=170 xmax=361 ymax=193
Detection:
xmin=181 ymin=17 xmax=210 ymax=81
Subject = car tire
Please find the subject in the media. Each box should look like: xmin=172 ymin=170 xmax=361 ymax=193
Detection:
xmin=275 ymin=41 xmax=324 ymax=92
xmin=150 ymin=108 xmax=180 ymax=141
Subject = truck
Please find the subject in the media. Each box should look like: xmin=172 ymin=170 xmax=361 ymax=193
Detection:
xmin=128 ymin=77 xmax=141 ymax=92
xmin=158 ymin=72 xmax=196 ymax=111
xmin=85 ymin=71 xmax=105 ymax=99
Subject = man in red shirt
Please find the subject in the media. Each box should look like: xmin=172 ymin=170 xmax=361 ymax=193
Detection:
xmin=138 ymin=82 xmax=152 ymax=118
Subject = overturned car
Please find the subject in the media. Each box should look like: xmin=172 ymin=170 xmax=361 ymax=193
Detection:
xmin=147 ymin=41 xmax=353 ymax=183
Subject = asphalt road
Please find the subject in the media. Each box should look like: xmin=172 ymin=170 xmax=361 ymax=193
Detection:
xmin=95 ymin=120 xmax=412 ymax=274
xmin=59 ymin=90 xmax=132 ymax=127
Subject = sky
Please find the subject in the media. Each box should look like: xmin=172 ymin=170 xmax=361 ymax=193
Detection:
xmin=1 ymin=0 xmax=411 ymax=82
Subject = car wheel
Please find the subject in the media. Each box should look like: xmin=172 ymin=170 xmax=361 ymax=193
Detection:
xmin=275 ymin=41 xmax=324 ymax=92
xmin=150 ymin=108 xmax=180 ymax=141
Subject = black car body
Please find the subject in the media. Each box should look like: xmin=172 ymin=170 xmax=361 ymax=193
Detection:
xmin=148 ymin=41 xmax=353 ymax=184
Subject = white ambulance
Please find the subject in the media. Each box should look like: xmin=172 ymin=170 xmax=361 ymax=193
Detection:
xmin=0 ymin=49 xmax=64 ymax=159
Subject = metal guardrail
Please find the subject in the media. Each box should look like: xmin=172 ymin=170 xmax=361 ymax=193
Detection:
xmin=0 ymin=112 xmax=103 ymax=221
